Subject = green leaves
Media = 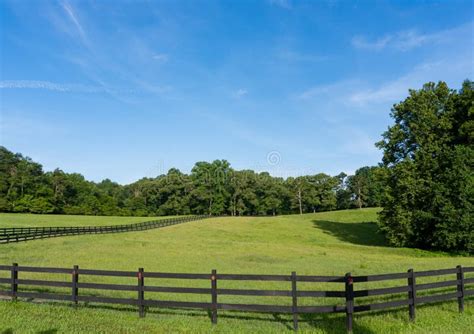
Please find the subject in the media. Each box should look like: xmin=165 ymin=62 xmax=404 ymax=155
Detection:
xmin=378 ymin=80 xmax=474 ymax=253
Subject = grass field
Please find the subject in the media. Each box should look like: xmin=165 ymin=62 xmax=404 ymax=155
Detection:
xmin=0 ymin=208 xmax=472 ymax=333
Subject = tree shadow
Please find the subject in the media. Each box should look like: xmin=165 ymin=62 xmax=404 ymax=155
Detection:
xmin=312 ymin=220 xmax=387 ymax=247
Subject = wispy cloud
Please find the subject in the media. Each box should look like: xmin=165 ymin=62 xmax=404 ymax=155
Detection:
xmin=352 ymin=31 xmax=430 ymax=51
xmin=351 ymin=35 xmax=392 ymax=51
xmin=277 ymin=50 xmax=327 ymax=63
xmin=232 ymin=88 xmax=248 ymax=98
xmin=297 ymin=80 xmax=361 ymax=100
xmin=352 ymin=21 xmax=473 ymax=52
xmin=297 ymin=56 xmax=472 ymax=109
xmin=348 ymin=58 xmax=472 ymax=105
xmin=152 ymin=53 xmax=169 ymax=63
xmin=0 ymin=80 xmax=127 ymax=94
xmin=268 ymin=0 xmax=292 ymax=9
xmin=60 ymin=1 xmax=89 ymax=47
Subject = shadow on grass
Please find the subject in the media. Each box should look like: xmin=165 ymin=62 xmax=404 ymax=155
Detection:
xmin=3 ymin=297 xmax=472 ymax=333
xmin=312 ymin=220 xmax=387 ymax=247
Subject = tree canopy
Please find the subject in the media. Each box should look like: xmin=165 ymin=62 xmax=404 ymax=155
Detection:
xmin=0 ymin=146 xmax=382 ymax=216
xmin=376 ymin=80 xmax=473 ymax=253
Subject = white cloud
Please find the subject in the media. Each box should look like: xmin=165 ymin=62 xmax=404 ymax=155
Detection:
xmin=60 ymin=1 xmax=89 ymax=47
xmin=1 ymin=80 xmax=69 ymax=91
xmin=297 ymin=80 xmax=361 ymax=100
xmin=0 ymin=80 xmax=106 ymax=93
xmin=152 ymin=53 xmax=169 ymax=63
xmin=278 ymin=50 xmax=327 ymax=62
xmin=232 ymin=88 xmax=248 ymax=98
xmin=349 ymin=58 xmax=472 ymax=106
xmin=352 ymin=21 xmax=473 ymax=52
xmin=351 ymin=35 xmax=392 ymax=51
xmin=268 ymin=0 xmax=292 ymax=9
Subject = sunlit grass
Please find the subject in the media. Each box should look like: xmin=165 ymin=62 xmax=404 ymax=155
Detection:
xmin=0 ymin=208 xmax=472 ymax=333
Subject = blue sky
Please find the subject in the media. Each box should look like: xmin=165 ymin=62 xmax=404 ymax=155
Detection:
xmin=1 ymin=0 xmax=473 ymax=184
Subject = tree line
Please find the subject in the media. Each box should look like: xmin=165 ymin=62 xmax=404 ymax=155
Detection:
xmin=0 ymin=147 xmax=384 ymax=216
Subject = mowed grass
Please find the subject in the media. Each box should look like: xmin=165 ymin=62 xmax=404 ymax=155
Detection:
xmin=0 ymin=213 xmax=179 ymax=227
xmin=0 ymin=208 xmax=472 ymax=333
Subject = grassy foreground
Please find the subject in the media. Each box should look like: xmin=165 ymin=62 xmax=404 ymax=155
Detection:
xmin=0 ymin=208 xmax=472 ymax=333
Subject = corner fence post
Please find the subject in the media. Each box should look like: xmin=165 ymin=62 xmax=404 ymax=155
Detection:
xmin=211 ymin=269 xmax=217 ymax=324
xmin=345 ymin=273 xmax=354 ymax=333
xmin=291 ymin=271 xmax=298 ymax=331
xmin=72 ymin=265 xmax=79 ymax=306
xmin=138 ymin=268 xmax=145 ymax=318
xmin=11 ymin=263 xmax=18 ymax=301
xmin=407 ymin=269 xmax=416 ymax=321
xmin=456 ymin=265 xmax=464 ymax=313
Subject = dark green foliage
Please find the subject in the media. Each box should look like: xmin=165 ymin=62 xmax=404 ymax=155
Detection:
xmin=377 ymin=80 xmax=473 ymax=253
xmin=335 ymin=167 xmax=386 ymax=210
xmin=0 ymin=146 xmax=380 ymax=216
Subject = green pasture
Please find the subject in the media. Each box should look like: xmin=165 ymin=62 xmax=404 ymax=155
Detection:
xmin=0 ymin=208 xmax=472 ymax=333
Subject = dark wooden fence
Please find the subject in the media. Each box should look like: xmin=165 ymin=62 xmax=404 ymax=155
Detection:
xmin=0 ymin=215 xmax=209 ymax=244
xmin=0 ymin=264 xmax=472 ymax=332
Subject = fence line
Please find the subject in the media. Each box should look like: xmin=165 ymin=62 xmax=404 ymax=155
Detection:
xmin=0 ymin=264 xmax=472 ymax=332
xmin=0 ymin=215 xmax=209 ymax=244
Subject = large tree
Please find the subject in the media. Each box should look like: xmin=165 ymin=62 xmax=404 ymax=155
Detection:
xmin=376 ymin=80 xmax=473 ymax=253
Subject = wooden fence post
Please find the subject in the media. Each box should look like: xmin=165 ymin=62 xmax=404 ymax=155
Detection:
xmin=291 ymin=271 xmax=298 ymax=331
xmin=138 ymin=268 xmax=145 ymax=318
xmin=211 ymin=269 xmax=217 ymax=324
xmin=11 ymin=263 xmax=18 ymax=301
xmin=456 ymin=265 xmax=464 ymax=313
xmin=72 ymin=265 xmax=79 ymax=306
xmin=345 ymin=273 xmax=354 ymax=333
xmin=407 ymin=268 xmax=416 ymax=321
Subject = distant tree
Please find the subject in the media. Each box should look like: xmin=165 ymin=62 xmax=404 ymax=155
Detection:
xmin=347 ymin=166 xmax=385 ymax=209
xmin=190 ymin=160 xmax=231 ymax=215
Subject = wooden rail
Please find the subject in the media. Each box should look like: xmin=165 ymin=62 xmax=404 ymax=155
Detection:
xmin=0 ymin=215 xmax=209 ymax=244
xmin=0 ymin=264 xmax=472 ymax=332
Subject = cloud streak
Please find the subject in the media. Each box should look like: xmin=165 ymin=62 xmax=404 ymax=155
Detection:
xmin=232 ymin=88 xmax=248 ymax=98
xmin=352 ymin=21 xmax=473 ymax=52
xmin=60 ymin=1 xmax=89 ymax=47
xmin=1 ymin=80 xmax=111 ymax=93
xmin=268 ymin=0 xmax=292 ymax=9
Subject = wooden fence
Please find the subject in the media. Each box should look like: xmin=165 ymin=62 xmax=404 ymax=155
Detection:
xmin=0 ymin=215 xmax=209 ymax=244
xmin=0 ymin=264 xmax=472 ymax=332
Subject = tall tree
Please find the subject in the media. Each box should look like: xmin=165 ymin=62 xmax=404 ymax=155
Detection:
xmin=376 ymin=80 xmax=473 ymax=253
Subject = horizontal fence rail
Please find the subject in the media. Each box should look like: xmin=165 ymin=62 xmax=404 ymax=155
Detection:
xmin=0 ymin=215 xmax=209 ymax=244
xmin=0 ymin=265 xmax=472 ymax=332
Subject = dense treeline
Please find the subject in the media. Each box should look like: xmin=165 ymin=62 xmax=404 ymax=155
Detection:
xmin=0 ymin=146 xmax=384 ymax=216
xmin=377 ymin=80 xmax=473 ymax=253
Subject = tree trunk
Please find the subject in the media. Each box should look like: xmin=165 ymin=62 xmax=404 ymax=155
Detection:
xmin=298 ymin=189 xmax=302 ymax=215
xmin=357 ymin=187 xmax=362 ymax=209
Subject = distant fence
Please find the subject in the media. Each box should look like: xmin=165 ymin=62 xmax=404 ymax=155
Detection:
xmin=0 ymin=264 xmax=472 ymax=332
xmin=0 ymin=215 xmax=209 ymax=244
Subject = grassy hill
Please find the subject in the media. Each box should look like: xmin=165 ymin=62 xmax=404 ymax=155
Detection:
xmin=0 ymin=208 xmax=472 ymax=333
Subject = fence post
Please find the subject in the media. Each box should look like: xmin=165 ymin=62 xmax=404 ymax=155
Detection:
xmin=456 ymin=265 xmax=464 ymax=313
xmin=138 ymin=268 xmax=145 ymax=317
xmin=11 ymin=263 xmax=18 ymax=301
xmin=211 ymin=269 xmax=217 ymax=324
xmin=407 ymin=268 xmax=416 ymax=321
xmin=291 ymin=271 xmax=298 ymax=331
xmin=72 ymin=265 xmax=79 ymax=306
xmin=345 ymin=273 xmax=354 ymax=333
